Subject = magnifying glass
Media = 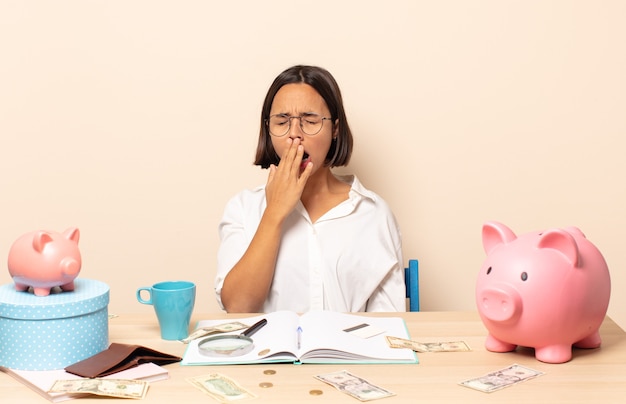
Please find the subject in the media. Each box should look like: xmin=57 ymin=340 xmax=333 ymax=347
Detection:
xmin=197 ymin=318 xmax=268 ymax=357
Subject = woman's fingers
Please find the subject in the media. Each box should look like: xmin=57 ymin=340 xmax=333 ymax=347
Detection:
xmin=278 ymin=138 xmax=303 ymax=175
xmin=264 ymin=138 xmax=310 ymax=218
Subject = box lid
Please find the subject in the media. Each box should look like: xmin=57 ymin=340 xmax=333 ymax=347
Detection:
xmin=0 ymin=278 xmax=109 ymax=320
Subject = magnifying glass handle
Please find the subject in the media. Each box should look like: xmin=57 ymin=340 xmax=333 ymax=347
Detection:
xmin=243 ymin=318 xmax=267 ymax=337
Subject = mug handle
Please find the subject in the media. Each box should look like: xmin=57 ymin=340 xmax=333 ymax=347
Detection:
xmin=136 ymin=287 xmax=153 ymax=305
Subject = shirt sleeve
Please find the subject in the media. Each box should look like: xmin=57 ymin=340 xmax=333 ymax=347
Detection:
xmin=214 ymin=190 xmax=259 ymax=310
xmin=364 ymin=212 xmax=406 ymax=312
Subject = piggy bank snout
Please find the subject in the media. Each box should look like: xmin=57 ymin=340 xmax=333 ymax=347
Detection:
xmin=478 ymin=284 xmax=522 ymax=323
xmin=60 ymin=257 xmax=81 ymax=276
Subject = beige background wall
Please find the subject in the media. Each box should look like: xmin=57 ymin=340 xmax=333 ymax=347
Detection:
xmin=1 ymin=1 xmax=625 ymax=328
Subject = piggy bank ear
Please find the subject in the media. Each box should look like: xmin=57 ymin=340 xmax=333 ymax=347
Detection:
xmin=32 ymin=231 xmax=54 ymax=253
xmin=564 ymin=226 xmax=586 ymax=239
xmin=482 ymin=221 xmax=517 ymax=255
xmin=63 ymin=228 xmax=80 ymax=244
xmin=537 ymin=229 xmax=580 ymax=267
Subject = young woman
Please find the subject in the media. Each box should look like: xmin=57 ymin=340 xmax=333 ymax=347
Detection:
xmin=215 ymin=65 xmax=405 ymax=313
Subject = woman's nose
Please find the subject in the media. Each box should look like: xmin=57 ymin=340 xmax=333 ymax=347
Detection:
xmin=288 ymin=117 xmax=304 ymax=139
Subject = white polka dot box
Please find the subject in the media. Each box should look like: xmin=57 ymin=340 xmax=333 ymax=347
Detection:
xmin=0 ymin=278 xmax=109 ymax=370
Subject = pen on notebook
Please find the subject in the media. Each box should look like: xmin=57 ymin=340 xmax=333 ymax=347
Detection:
xmin=297 ymin=326 xmax=302 ymax=349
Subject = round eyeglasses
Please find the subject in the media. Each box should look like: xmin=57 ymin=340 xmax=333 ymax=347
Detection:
xmin=266 ymin=114 xmax=332 ymax=137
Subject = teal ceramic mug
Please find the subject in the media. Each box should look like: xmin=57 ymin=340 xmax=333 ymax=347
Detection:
xmin=136 ymin=281 xmax=196 ymax=340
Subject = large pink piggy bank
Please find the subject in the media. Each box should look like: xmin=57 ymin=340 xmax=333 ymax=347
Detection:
xmin=476 ymin=221 xmax=610 ymax=363
xmin=7 ymin=228 xmax=82 ymax=296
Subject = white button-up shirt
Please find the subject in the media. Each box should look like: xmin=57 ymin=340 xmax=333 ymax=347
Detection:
xmin=215 ymin=175 xmax=405 ymax=313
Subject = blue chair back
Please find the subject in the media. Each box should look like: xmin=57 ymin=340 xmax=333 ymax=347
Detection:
xmin=405 ymin=259 xmax=420 ymax=312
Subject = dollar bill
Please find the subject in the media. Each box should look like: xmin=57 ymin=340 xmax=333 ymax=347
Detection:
xmin=315 ymin=370 xmax=395 ymax=401
xmin=181 ymin=321 xmax=249 ymax=343
xmin=386 ymin=336 xmax=471 ymax=352
xmin=48 ymin=378 xmax=148 ymax=399
xmin=459 ymin=364 xmax=544 ymax=393
xmin=187 ymin=373 xmax=257 ymax=402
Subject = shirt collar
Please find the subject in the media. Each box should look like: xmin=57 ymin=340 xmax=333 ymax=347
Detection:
xmin=337 ymin=174 xmax=377 ymax=203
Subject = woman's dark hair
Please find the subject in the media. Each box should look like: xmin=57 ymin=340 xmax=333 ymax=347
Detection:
xmin=254 ymin=65 xmax=353 ymax=168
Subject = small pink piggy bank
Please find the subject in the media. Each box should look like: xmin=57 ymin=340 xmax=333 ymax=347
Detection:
xmin=476 ymin=221 xmax=610 ymax=363
xmin=7 ymin=228 xmax=82 ymax=296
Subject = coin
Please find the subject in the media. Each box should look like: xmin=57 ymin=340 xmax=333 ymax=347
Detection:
xmin=259 ymin=382 xmax=273 ymax=388
xmin=309 ymin=389 xmax=323 ymax=396
xmin=263 ymin=369 xmax=276 ymax=375
xmin=258 ymin=348 xmax=270 ymax=356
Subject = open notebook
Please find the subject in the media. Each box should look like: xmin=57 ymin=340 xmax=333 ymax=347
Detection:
xmin=182 ymin=310 xmax=417 ymax=366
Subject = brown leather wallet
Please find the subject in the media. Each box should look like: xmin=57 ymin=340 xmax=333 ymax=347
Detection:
xmin=64 ymin=343 xmax=182 ymax=378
